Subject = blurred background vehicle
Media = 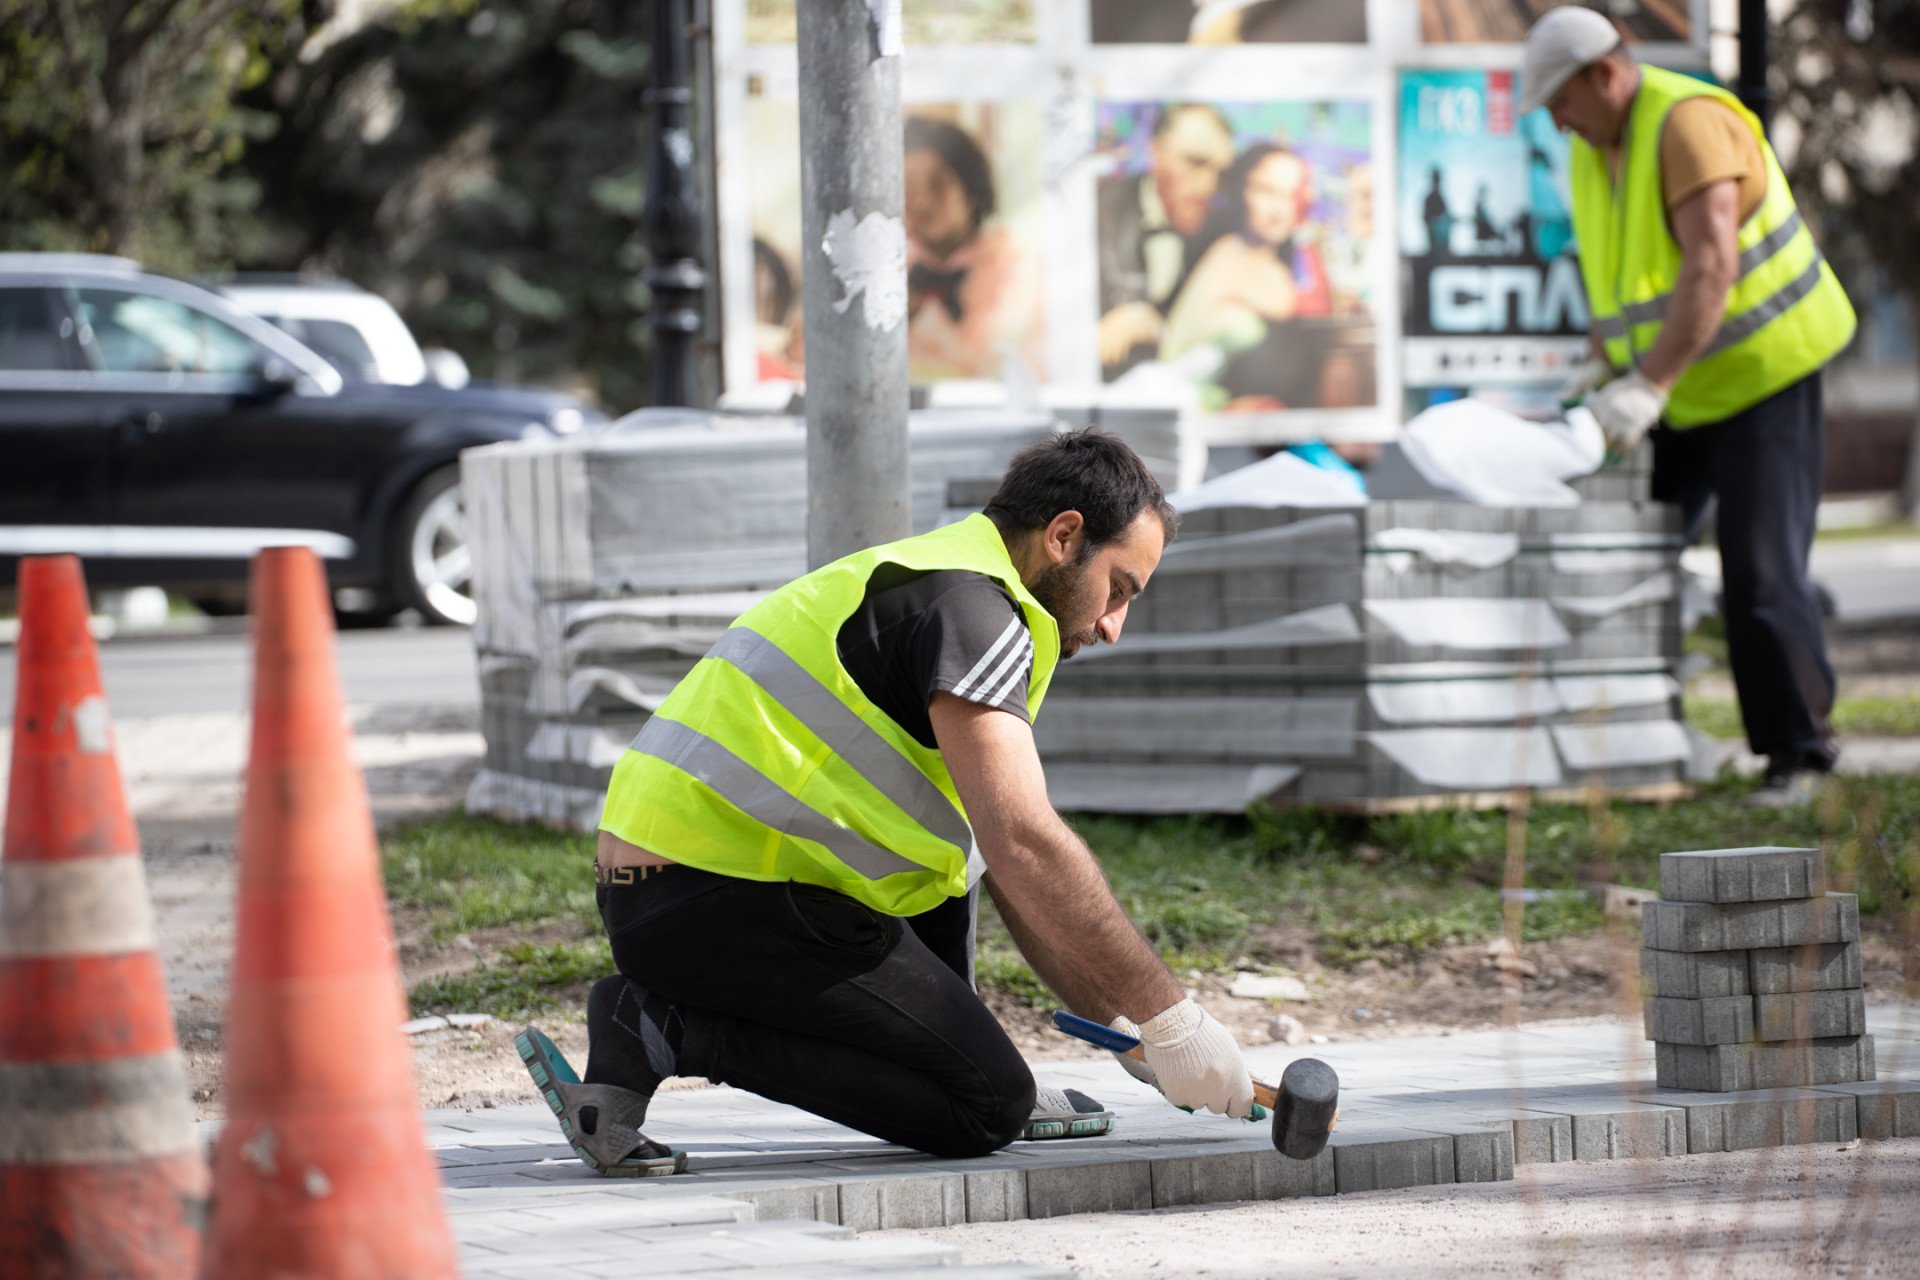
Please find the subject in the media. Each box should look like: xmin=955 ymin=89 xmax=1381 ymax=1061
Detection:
xmin=0 ymin=254 xmax=604 ymax=627
xmin=210 ymin=275 xmax=474 ymax=390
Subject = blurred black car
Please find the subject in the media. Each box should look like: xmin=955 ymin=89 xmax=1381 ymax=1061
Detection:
xmin=0 ymin=255 xmax=603 ymax=625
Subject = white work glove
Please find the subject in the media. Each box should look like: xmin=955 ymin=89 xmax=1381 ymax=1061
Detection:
xmin=1588 ymin=369 xmax=1668 ymax=456
xmin=1136 ymin=998 xmax=1256 ymax=1119
xmin=1107 ymin=1015 xmax=1162 ymax=1089
xmin=1555 ymin=357 xmax=1613 ymax=406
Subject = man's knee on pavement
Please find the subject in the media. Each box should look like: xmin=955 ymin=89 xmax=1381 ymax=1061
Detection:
xmin=927 ymin=1074 xmax=1035 ymax=1159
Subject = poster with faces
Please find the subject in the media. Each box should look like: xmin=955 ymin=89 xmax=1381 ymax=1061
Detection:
xmin=716 ymin=0 xmax=1708 ymax=443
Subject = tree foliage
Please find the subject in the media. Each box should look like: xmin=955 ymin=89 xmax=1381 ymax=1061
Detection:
xmin=236 ymin=0 xmax=656 ymax=407
xmin=1777 ymin=0 xmax=1920 ymax=508
xmin=0 ymin=0 xmax=306 ymax=268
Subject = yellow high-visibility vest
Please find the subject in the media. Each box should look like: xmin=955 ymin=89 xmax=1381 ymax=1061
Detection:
xmin=1568 ymin=65 xmax=1856 ymax=427
xmin=599 ymin=514 xmax=1059 ymax=917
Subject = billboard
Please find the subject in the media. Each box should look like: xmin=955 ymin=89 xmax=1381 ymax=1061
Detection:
xmin=1398 ymin=69 xmax=1588 ymax=409
xmin=1096 ymin=99 xmax=1376 ymax=414
xmin=1420 ymin=0 xmax=1691 ymax=44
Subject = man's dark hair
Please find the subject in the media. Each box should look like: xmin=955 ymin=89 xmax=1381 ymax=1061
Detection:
xmin=904 ymin=115 xmax=996 ymax=233
xmin=983 ymin=428 xmax=1179 ymax=551
xmin=1151 ymin=102 xmax=1232 ymax=142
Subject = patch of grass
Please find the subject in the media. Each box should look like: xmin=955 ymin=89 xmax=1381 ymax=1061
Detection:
xmin=975 ymin=948 xmax=1051 ymax=1008
xmin=1814 ymin=520 xmax=1920 ymax=543
xmin=1686 ymin=692 xmax=1920 ymax=740
xmin=382 ymin=813 xmax=596 ymax=940
xmin=409 ymin=939 xmax=612 ymax=1021
xmin=385 ymin=772 xmax=1918 ymax=1012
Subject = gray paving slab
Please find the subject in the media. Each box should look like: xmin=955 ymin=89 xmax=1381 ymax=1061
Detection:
xmin=1641 ymin=947 xmax=1750 ymax=999
xmin=1659 ymin=846 xmax=1826 ymax=903
xmin=1811 ymin=1079 xmax=1920 ymax=1140
xmin=1642 ymin=893 xmax=1859 ymax=953
xmin=1749 ymin=940 xmax=1863 ymax=994
xmin=1643 ymin=994 xmax=1755 ymax=1044
xmin=1754 ymin=989 xmax=1868 ymax=1041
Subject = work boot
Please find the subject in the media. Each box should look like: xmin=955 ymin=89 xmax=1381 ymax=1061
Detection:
xmin=1747 ymin=750 xmax=1835 ymax=810
xmin=516 ymin=1024 xmax=685 ymax=1177
xmin=1019 ymin=1085 xmax=1114 ymax=1140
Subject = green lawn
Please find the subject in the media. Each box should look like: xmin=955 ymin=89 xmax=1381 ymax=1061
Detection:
xmin=384 ymin=774 xmax=1919 ymax=1019
xmin=1685 ymin=691 xmax=1920 ymax=741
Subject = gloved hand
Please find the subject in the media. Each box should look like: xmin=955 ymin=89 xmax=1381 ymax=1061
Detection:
xmin=1589 ymin=369 xmax=1668 ymax=456
xmin=1556 ymin=357 xmax=1614 ymax=406
xmin=1136 ymin=998 xmax=1256 ymax=1119
xmin=1107 ymin=1014 xmax=1162 ymax=1090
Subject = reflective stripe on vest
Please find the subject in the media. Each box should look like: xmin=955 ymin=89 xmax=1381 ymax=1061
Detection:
xmin=600 ymin=514 xmax=1059 ymax=917
xmin=626 ymin=625 xmax=976 ymax=871
xmin=1569 ymin=66 xmax=1856 ymax=427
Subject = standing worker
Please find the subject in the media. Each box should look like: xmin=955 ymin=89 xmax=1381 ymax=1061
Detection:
xmin=518 ymin=431 xmax=1259 ymax=1173
xmin=1522 ymin=6 xmax=1857 ymax=807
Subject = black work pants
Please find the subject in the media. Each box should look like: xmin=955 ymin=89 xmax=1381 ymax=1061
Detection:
xmin=1651 ymin=371 xmax=1836 ymax=762
xmin=596 ymin=868 xmax=1034 ymax=1158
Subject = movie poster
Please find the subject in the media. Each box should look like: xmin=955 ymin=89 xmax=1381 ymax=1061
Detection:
xmin=747 ymin=99 xmax=1048 ymax=384
xmin=1398 ymin=69 xmax=1588 ymax=409
xmin=1420 ymin=0 xmax=1690 ymax=44
xmin=1093 ymin=99 xmax=1375 ymax=415
xmin=1091 ymin=0 xmax=1365 ymax=44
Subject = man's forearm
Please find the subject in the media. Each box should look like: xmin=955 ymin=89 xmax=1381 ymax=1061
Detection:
xmin=1637 ymin=259 xmax=1732 ymax=388
xmin=984 ymin=824 xmax=1184 ymax=1024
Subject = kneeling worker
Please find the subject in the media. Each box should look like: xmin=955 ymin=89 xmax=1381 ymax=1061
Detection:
xmin=520 ymin=429 xmax=1257 ymax=1172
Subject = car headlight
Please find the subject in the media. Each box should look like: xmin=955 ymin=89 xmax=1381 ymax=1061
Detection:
xmin=548 ymin=408 xmax=586 ymax=435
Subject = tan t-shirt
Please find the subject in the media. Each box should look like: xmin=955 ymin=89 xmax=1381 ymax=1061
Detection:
xmin=1659 ymin=97 xmax=1766 ymax=220
xmin=1601 ymin=97 xmax=1767 ymax=223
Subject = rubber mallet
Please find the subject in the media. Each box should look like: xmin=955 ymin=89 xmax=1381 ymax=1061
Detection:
xmin=1052 ymin=1011 xmax=1339 ymax=1160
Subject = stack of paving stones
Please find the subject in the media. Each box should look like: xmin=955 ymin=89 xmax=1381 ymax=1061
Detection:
xmin=459 ymin=409 xmax=1176 ymax=831
xmin=1038 ymin=484 xmax=1689 ymax=813
xmin=1642 ymin=845 xmax=1876 ymax=1091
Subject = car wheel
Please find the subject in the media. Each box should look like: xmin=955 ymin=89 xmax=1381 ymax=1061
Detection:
xmin=390 ymin=467 xmax=477 ymax=627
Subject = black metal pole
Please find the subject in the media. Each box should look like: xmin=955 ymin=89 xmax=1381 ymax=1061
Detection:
xmin=1738 ymin=0 xmax=1772 ymax=135
xmin=642 ymin=0 xmax=704 ymax=407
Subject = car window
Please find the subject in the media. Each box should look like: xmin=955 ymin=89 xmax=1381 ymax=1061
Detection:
xmin=262 ymin=314 xmax=381 ymax=380
xmin=69 ymin=287 xmax=263 ymax=376
xmin=0 ymin=287 xmax=66 ymax=371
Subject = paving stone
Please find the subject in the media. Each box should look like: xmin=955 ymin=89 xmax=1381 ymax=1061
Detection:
xmin=1754 ymin=990 xmax=1868 ymax=1042
xmin=1659 ymin=847 xmax=1826 ymax=903
xmin=1547 ymin=1106 xmax=1686 ymax=1161
xmin=1813 ymin=1080 xmax=1920 ymax=1140
xmin=1508 ymin=1111 xmax=1576 ymax=1164
xmin=833 ymin=1173 xmax=966 ymax=1230
xmin=1640 ymin=948 xmax=1750 ymax=999
xmin=962 ymin=1168 xmax=1028 ymax=1222
xmin=1023 ymin=1158 xmax=1154 ymax=1218
xmin=1451 ymin=1126 xmax=1515 ymax=1182
xmin=1330 ymin=1129 xmax=1457 ymax=1193
xmin=1150 ymin=1150 xmax=1257 ymax=1207
xmin=1656 ymin=1035 xmax=1878 ymax=1091
xmin=1748 ymin=941 xmax=1864 ymax=995
xmin=1249 ymin=1146 xmax=1337 ymax=1198
xmin=1629 ymin=1086 xmax=1859 ymax=1152
xmin=1641 ymin=893 xmax=1858 ymax=953
xmin=704 ymin=1181 xmax=842 ymax=1224
xmin=1642 ymin=995 xmax=1755 ymax=1045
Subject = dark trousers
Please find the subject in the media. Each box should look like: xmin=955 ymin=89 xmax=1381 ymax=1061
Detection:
xmin=1651 ymin=372 xmax=1836 ymax=762
xmin=596 ymin=868 xmax=1034 ymax=1158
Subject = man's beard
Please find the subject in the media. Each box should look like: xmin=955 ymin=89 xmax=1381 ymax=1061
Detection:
xmin=1030 ymin=557 xmax=1097 ymax=656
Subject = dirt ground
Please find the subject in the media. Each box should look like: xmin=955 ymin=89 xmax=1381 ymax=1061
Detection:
xmin=886 ymin=1138 xmax=1920 ymax=1279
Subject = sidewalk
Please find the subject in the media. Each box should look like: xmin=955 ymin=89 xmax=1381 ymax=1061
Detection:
xmin=422 ymin=1007 xmax=1920 ymax=1278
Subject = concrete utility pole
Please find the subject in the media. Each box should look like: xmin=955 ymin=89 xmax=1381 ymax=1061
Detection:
xmin=796 ymin=0 xmax=911 ymax=568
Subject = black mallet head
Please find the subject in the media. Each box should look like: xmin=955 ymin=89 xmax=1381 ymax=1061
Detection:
xmin=1272 ymin=1057 xmax=1339 ymax=1160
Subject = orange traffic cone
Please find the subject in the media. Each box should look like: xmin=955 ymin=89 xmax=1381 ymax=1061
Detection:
xmin=203 ymin=547 xmax=457 ymax=1278
xmin=0 ymin=555 xmax=207 ymax=1279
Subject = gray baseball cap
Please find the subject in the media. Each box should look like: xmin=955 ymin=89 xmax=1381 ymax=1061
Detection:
xmin=1519 ymin=6 xmax=1624 ymax=116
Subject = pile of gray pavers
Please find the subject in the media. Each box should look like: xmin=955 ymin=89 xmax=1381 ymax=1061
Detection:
xmin=1643 ymin=845 xmax=1875 ymax=1091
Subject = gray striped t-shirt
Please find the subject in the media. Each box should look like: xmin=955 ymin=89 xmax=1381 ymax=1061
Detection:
xmin=835 ymin=567 xmax=1033 ymax=750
